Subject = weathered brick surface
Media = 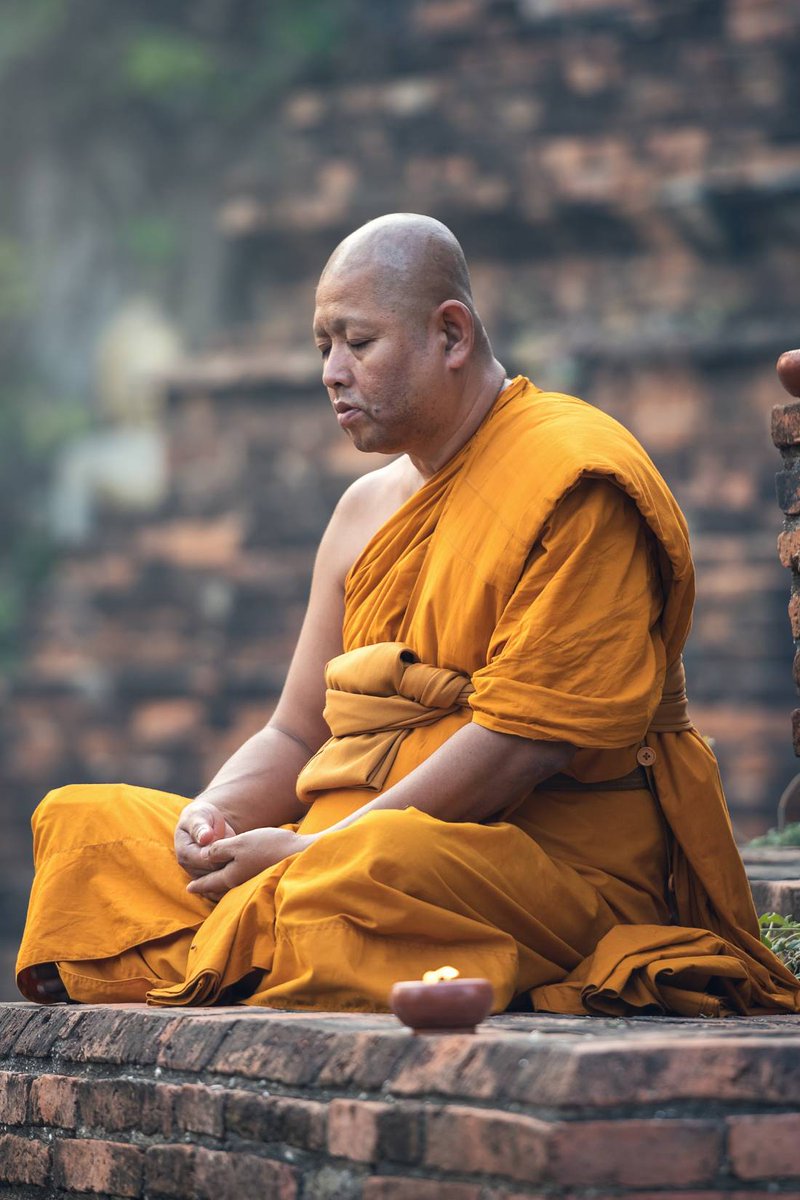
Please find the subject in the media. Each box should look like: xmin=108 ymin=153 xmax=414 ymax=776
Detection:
xmin=749 ymin=878 xmax=800 ymax=919
xmin=0 ymin=1132 xmax=50 ymax=1185
xmin=78 ymin=1076 xmax=176 ymax=1136
xmin=548 ymin=1118 xmax=723 ymax=1187
xmin=29 ymin=1073 xmax=79 ymax=1128
xmin=788 ymin=591 xmax=800 ymax=641
xmin=728 ymin=1112 xmax=800 ymax=1180
xmin=778 ymin=528 xmax=800 ymax=571
xmin=0 ymin=1072 xmax=30 ymax=1125
xmin=772 ymin=402 xmax=800 ymax=448
xmin=328 ymin=1098 xmax=421 ymax=1165
xmin=225 ymin=1089 xmax=327 ymax=1150
xmin=174 ymin=1081 xmax=225 ymax=1137
xmin=363 ymin=1180 xmax=482 ymax=1200
xmin=145 ymin=1144 xmax=297 ymax=1199
xmin=425 ymin=1106 xmax=550 ymax=1182
xmin=5 ymin=1005 xmax=800 ymax=1195
xmin=53 ymin=1137 xmax=143 ymax=1196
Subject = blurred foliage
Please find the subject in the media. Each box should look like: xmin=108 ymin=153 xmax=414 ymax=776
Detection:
xmin=749 ymin=822 xmax=800 ymax=847
xmin=120 ymin=215 xmax=180 ymax=269
xmin=759 ymin=912 xmax=800 ymax=976
xmin=0 ymin=0 xmax=356 ymax=665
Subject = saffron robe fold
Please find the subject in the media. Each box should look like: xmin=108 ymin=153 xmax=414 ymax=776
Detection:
xmin=17 ymin=376 xmax=800 ymax=1015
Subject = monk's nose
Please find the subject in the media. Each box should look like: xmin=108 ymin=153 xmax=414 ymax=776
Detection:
xmin=322 ymin=344 xmax=353 ymax=391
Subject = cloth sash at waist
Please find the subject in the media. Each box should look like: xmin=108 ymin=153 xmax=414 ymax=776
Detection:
xmin=296 ymin=643 xmax=474 ymax=802
xmin=295 ymin=643 xmax=692 ymax=804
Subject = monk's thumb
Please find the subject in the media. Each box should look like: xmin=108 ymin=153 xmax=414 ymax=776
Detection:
xmin=193 ymin=822 xmax=214 ymax=846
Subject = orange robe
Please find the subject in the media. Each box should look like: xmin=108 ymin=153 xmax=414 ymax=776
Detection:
xmin=17 ymin=377 xmax=800 ymax=1015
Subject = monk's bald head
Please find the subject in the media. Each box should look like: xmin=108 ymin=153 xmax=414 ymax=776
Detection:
xmin=318 ymin=214 xmax=487 ymax=352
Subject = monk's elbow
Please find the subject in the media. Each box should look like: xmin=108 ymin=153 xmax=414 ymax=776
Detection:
xmin=510 ymin=735 xmax=576 ymax=786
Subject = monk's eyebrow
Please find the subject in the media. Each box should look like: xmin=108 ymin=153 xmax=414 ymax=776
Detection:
xmin=313 ymin=315 xmax=369 ymax=339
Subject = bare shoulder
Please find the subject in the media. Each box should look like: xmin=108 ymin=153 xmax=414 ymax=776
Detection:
xmin=321 ymin=457 xmax=422 ymax=584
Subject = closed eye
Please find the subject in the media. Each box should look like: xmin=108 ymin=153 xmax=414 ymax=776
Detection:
xmin=348 ymin=340 xmax=371 ymax=350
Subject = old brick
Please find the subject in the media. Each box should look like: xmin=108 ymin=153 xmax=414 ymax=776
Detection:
xmin=210 ymin=1021 xmax=335 ymax=1083
xmin=145 ymin=1144 xmax=197 ymax=1196
xmin=789 ymin=593 xmax=800 ymax=641
xmin=549 ymin=1118 xmax=722 ymax=1187
xmin=328 ymin=1099 xmax=421 ymax=1164
xmin=364 ymin=1180 xmax=481 ymax=1200
xmin=504 ymin=1039 xmax=800 ymax=1109
xmin=57 ymin=1008 xmax=170 ymax=1066
xmin=776 ymin=461 xmax=800 ymax=516
xmin=12 ymin=1008 xmax=84 ymax=1059
xmin=156 ymin=1015 xmax=232 ymax=1072
xmin=0 ymin=1072 xmax=31 ymax=1124
xmin=145 ymin=1144 xmax=296 ymax=1199
xmin=78 ymin=1077 xmax=176 ymax=1136
xmin=386 ymin=1036 xmax=482 ymax=1097
xmin=175 ymin=1082 xmax=225 ymax=1137
xmin=195 ymin=1146 xmax=297 ymax=1198
xmin=54 ymin=1137 xmax=143 ymax=1197
xmin=0 ymin=1132 xmax=50 ymax=1185
xmin=772 ymin=403 xmax=800 ymax=448
xmin=728 ymin=1112 xmax=800 ymax=1179
xmin=29 ymin=1074 xmax=79 ymax=1128
xmin=317 ymin=1030 xmax=409 ymax=1090
xmin=425 ymin=1106 xmax=549 ymax=1182
xmin=225 ymin=1090 xmax=327 ymax=1151
xmin=778 ymin=528 xmax=800 ymax=572
xmin=0 ymin=1007 xmax=37 ymax=1050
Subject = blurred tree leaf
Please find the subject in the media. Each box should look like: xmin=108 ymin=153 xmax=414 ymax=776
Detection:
xmin=123 ymin=31 xmax=219 ymax=99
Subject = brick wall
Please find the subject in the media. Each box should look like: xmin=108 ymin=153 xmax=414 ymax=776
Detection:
xmin=3 ymin=1004 xmax=800 ymax=1196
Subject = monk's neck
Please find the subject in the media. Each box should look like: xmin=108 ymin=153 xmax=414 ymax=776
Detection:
xmin=408 ymin=363 xmax=510 ymax=481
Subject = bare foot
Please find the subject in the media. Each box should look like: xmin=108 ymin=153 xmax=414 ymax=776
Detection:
xmin=21 ymin=963 xmax=70 ymax=1004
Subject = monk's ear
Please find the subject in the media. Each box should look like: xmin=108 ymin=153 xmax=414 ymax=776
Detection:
xmin=436 ymin=301 xmax=473 ymax=368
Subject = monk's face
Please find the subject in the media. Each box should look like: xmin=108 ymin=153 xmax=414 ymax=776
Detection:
xmin=313 ymin=266 xmax=447 ymax=456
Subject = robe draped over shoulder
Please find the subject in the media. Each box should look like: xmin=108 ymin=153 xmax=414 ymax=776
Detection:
xmin=16 ymin=376 xmax=800 ymax=1015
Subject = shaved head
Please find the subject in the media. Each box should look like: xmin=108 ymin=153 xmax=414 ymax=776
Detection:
xmin=313 ymin=212 xmax=505 ymax=467
xmin=318 ymin=213 xmax=489 ymax=355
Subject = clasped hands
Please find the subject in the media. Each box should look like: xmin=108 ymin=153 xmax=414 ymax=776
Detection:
xmin=174 ymin=798 xmax=314 ymax=902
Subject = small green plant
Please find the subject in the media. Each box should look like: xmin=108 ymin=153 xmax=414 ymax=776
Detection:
xmin=759 ymin=912 xmax=800 ymax=975
xmin=748 ymin=823 xmax=800 ymax=848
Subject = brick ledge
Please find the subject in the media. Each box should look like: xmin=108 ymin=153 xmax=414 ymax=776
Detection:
xmin=2 ymin=1003 xmax=800 ymax=1196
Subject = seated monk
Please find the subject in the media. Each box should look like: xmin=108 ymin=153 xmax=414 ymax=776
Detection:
xmin=17 ymin=213 xmax=800 ymax=1017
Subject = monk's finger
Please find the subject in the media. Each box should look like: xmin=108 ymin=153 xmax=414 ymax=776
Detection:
xmin=174 ymin=832 xmax=215 ymax=878
xmin=202 ymin=837 xmax=238 ymax=865
xmin=186 ymin=864 xmax=235 ymax=900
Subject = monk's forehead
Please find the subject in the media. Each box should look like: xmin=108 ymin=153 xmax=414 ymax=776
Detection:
xmin=314 ymin=262 xmax=421 ymax=329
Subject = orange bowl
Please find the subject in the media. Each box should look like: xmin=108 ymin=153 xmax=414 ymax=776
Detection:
xmin=390 ymin=978 xmax=493 ymax=1032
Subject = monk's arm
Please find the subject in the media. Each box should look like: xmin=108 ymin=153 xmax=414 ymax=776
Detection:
xmin=187 ymin=722 xmax=574 ymax=898
xmin=311 ymin=722 xmax=575 ymax=834
xmin=175 ymin=480 xmax=365 ymax=877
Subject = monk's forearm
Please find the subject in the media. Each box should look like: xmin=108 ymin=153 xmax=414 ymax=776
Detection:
xmin=196 ymin=723 xmax=310 ymax=832
xmin=316 ymin=722 xmax=575 ymax=837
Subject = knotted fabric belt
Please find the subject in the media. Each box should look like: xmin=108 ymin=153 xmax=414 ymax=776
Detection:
xmin=295 ymin=643 xmax=692 ymax=803
xmin=296 ymin=642 xmax=474 ymax=802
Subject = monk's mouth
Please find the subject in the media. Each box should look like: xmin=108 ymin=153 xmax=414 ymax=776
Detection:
xmin=335 ymin=404 xmax=365 ymax=427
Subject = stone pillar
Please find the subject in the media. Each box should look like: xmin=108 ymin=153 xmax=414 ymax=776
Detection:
xmin=772 ymin=350 xmax=800 ymax=757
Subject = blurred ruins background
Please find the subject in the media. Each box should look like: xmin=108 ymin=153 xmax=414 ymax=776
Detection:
xmin=1 ymin=0 xmax=799 ymax=997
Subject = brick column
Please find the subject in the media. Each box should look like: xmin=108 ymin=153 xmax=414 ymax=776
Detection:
xmin=772 ymin=350 xmax=800 ymax=756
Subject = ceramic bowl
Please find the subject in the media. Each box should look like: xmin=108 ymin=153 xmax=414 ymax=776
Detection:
xmin=390 ymin=977 xmax=493 ymax=1033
